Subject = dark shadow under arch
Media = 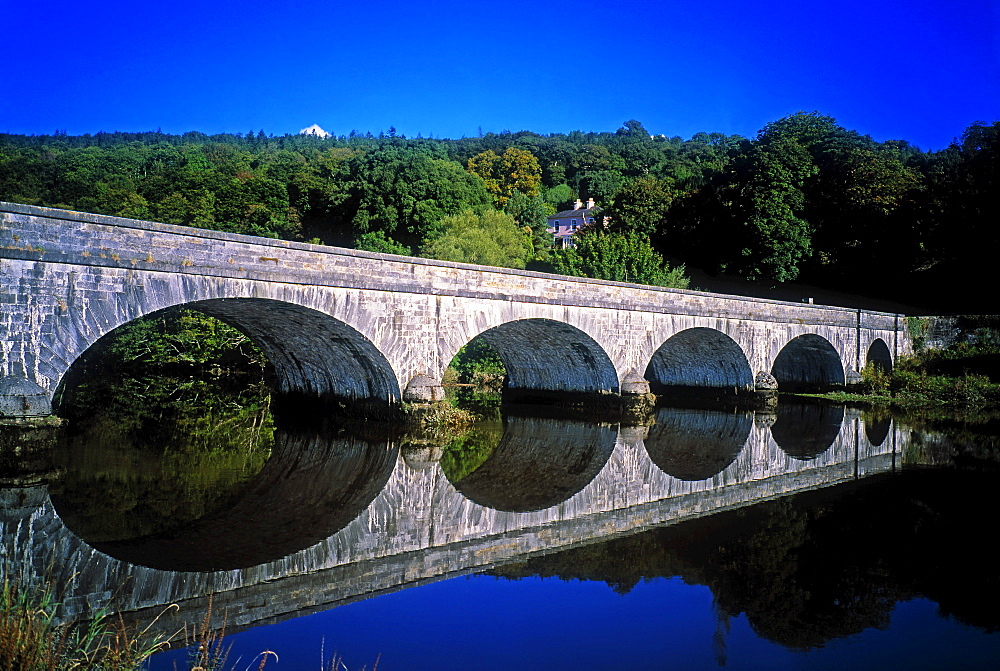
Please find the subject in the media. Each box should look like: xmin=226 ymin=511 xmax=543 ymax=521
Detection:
xmin=866 ymin=338 xmax=893 ymax=375
xmin=645 ymin=328 xmax=754 ymax=401
xmin=864 ymin=412 xmax=892 ymax=447
xmin=771 ymin=334 xmax=845 ymax=393
xmin=56 ymin=298 xmax=401 ymax=416
xmin=472 ymin=318 xmax=619 ymax=401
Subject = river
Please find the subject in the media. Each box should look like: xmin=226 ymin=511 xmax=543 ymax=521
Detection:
xmin=1 ymin=377 xmax=998 ymax=670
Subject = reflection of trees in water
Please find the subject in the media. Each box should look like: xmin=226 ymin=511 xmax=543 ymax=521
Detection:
xmin=488 ymin=470 xmax=1000 ymax=648
xmin=443 ymin=416 xmax=616 ymax=512
xmin=643 ymin=407 xmax=752 ymax=480
xmin=51 ymin=375 xmax=275 ymax=543
xmin=439 ymin=421 xmax=504 ymax=481
xmin=53 ymin=428 xmax=398 ymax=572
xmin=52 ymin=370 xmax=398 ymax=571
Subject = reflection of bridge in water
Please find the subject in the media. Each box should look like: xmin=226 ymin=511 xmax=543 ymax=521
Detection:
xmin=3 ymin=406 xmax=904 ymax=637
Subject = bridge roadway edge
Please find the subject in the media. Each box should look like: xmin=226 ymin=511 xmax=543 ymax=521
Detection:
xmin=1 ymin=202 xmax=910 ymax=416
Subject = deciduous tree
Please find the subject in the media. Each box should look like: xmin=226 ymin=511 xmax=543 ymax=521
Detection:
xmin=467 ymin=147 xmax=542 ymax=207
xmin=421 ymin=209 xmax=532 ymax=269
xmin=551 ymin=230 xmax=689 ymax=288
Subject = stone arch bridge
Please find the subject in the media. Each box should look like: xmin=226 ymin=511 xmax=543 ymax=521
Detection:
xmin=0 ymin=202 xmax=908 ymax=418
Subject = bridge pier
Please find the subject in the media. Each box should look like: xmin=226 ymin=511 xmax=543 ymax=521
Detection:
xmin=0 ymin=377 xmax=53 ymax=421
xmin=403 ymin=374 xmax=446 ymax=403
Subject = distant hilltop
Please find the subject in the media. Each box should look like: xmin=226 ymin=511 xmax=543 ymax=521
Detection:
xmin=299 ymin=123 xmax=330 ymax=138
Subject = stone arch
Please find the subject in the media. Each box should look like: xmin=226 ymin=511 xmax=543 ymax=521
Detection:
xmin=644 ymin=327 xmax=754 ymax=397
xmin=771 ymin=334 xmax=845 ymax=392
xmin=461 ymin=318 xmax=620 ymax=400
xmin=866 ymin=338 xmax=893 ymax=375
xmin=55 ymin=297 xmax=400 ymax=414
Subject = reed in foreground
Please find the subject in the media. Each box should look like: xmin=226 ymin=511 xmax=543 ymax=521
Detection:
xmin=0 ymin=574 xmax=173 ymax=670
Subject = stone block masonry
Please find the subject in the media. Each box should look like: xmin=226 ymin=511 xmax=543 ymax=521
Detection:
xmin=0 ymin=202 xmax=909 ymax=418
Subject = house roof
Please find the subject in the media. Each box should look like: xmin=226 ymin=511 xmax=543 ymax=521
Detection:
xmin=549 ymin=207 xmax=596 ymax=219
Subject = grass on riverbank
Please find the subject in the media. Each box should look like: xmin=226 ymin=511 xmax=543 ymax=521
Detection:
xmin=799 ymin=341 xmax=1000 ymax=412
xmin=0 ymin=574 xmax=380 ymax=670
xmin=0 ymin=574 xmax=173 ymax=670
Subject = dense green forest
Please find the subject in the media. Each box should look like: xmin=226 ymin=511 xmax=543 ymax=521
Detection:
xmin=2 ymin=113 xmax=996 ymax=310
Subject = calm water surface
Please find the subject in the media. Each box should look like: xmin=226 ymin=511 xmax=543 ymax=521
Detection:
xmin=2 ymin=381 xmax=998 ymax=670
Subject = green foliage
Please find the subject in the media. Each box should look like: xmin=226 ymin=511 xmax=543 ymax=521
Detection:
xmin=503 ymin=191 xmax=551 ymax=261
xmin=756 ymin=112 xmax=920 ymax=276
xmin=354 ymin=230 xmax=411 ymax=255
xmin=551 ymin=231 xmax=690 ymax=288
xmin=861 ymin=365 xmax=892 ymax=396
xmin=466 ymin=147 xmax=542 ymax=207
xmin=340 ymin=149 xmax=493 ymax=248
xmin=100 ymin=308 xmax=266 ymax=372
xmin=55 ymin=308 xmax=276 ymax=539
xmin=0 ymin=574 xmax=171 ymax=669
xmin=906 ymin=317 xmax=929 ymax=351
xmin=603 ymin=175 xmax=678 ymax=237
xmin=0 ymin=115 xmax=996 ymax=310
xmin=438 ymin=421 xmax=503 ymax=482
xmin=890 ymin=367 xmax=1000 ymax=407
xmin=578 ymin=170 xmax=626 ymax=204
xmin=541 ymin=183 xmax=576 ymax=210
xmin=840 ymin=335 xmax=1000 ymax=410
xmin=420 ymin=209 xmax=532 ymax=269
xmin=57 ymin=371 xmax=275 ymax=542
xmin=449 ymin=339 xmax=506 ymax=386
xmin=731 ymin=134 xmax=817 ymax=282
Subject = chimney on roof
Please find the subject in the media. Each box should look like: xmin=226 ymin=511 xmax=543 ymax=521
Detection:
xmin=586 ymin=198 xmax=595 ymax=209
xmin=573 ymin=199 xmax=583 ymax=210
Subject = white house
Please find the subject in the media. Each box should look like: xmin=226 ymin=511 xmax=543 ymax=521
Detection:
xmin=547 ymin=198 xmax=597 ymax=248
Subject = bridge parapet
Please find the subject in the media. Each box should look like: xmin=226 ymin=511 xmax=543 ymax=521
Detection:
xmin=1 ymin=202 xmax=895 ymax=324
xmin=1 ymin=202 xmax=909 ymax=418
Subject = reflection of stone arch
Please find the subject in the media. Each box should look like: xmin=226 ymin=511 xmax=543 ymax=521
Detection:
xmin=56 ymin=298 xmax=400 ymax=413
xmin=771 ymin=403 xmax=845 ymax=460
xmin=52 ymin=430 xmax=399 ymax=571
xmin=644 ymin=327 xmax=754 ymax=395
xmin=772 ymin=334 xmax=845 ymax=392
xmin=864 ymin=413 xmax=892 ymax=447
xmin=464 ymin=319 xmax=620 ymax=399
xmin=643 ymin=407 xmax=752 ymax=480
xmin=866 ymin=338 xmax=893 ymax=375
xmin=446 ymin=416 xmax=616 ymax=512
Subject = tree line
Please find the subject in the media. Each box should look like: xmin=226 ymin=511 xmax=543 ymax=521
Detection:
xmin=1 ymin=113 xmax=996 ymax=309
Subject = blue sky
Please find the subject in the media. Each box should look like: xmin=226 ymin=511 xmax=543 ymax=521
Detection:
xmin=3 ymin=0 xmax=998 ymax=150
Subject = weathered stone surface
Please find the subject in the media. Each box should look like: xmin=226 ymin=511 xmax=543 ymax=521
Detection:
xmin=0 ymin=377 xmax=52 ymax=417
xmin=754 ymin=371 xmax=779 ymax=391
xmin=403 ymin=374 xmax=446 ymax=403
xmin=620 ymin=370 xmax=651 ymax=395
xmin=0 ymin=202 xmax=911 ymax=418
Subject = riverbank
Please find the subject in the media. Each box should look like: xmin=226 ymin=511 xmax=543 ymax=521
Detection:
xmin=796 ymin=317 xmax=1000 ymax=425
